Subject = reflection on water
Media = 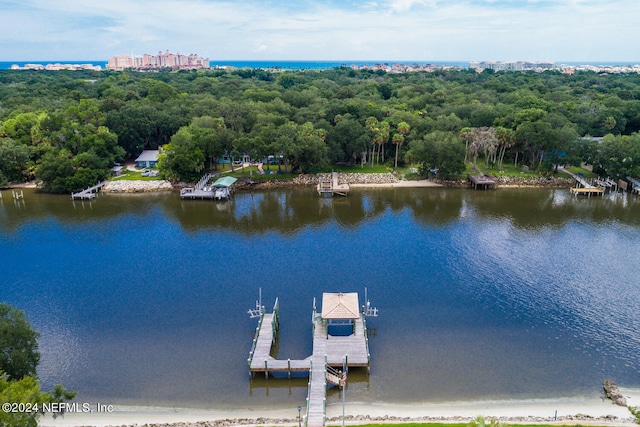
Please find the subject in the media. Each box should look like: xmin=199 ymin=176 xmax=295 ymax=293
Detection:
xmin=1 ymin=187 xmax=639 ymax=408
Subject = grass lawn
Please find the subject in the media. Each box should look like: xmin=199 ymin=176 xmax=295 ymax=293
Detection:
xmin=213 ymin=162 xmax=405 ymax=180
xmin=328 ymin=424 xmax=615 ymax=427
xmin=110 ymin=170 xmax=164 ymax=181
xmin=466 ymin=161 xmax=596 ymax=180
xmin=561 ymin=166 xmax=598 ymax=179
xmin=319 ymin=164 xmax=394 ymax=174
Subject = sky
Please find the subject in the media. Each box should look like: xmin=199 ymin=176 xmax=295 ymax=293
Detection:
xmin=1 ymin=0 xmax=639 ymax=63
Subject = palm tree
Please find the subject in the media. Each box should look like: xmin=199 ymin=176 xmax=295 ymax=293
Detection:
xmin=495 ymin=126 xmax=515 ymax=170
xmin=378 ymin=121 xmax=390 ymax=164
xmin=365 ymin=117 xmax=380 ymax=167
xmin=393 ymin=121 xmax=410 ymax=170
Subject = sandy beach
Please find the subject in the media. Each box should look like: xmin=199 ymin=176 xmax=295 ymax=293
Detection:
xmin=39 ymin=389 xmax=640 ymax=427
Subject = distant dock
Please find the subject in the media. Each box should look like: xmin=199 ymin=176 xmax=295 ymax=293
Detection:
xmin=562 ymin=170 xmax=604 ymax=197
xmin=71 ymin=181 xmax=107 ymax=200
xmin=317 ymin=172 xmax=349 ymax=197
xmin=248 ymin=292 xmax=376 ymax=427
xmin=180 ymin=174 xmax=237 ymax=200
xmin=467 ymin=174 xmax=496 ymax=190
xmin=627 ymin=177 xmax=640 ymax=195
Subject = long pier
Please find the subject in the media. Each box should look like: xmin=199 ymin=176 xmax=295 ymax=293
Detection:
xmin=248 ymin=293 xmax=374 ymax=427
xmin=71 ymin=181 xmax=107 ymax=200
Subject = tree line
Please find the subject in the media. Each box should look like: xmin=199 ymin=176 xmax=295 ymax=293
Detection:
xmin=0 ymin=303 xmax=75 ymax=426
xmin=1 ymin=67 xmax=640 ymax=190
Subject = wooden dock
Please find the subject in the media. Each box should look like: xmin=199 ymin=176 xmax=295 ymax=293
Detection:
xmin=180 ymin=173 xmax=237 ymax=200
xmin=71 ymin=181 xmax=107 ymax=200
xmin=317 ymin=172 xmax=349 ymax=197
xmin=248 ymin=293 xmax=374 ymax=427
xmin=563 ymin=170 xmax=604 ymax=197
xmin=467 ymin=174 xmax=496 ymax=190
xmin=627 ymin=177 xmax=640 ymax=195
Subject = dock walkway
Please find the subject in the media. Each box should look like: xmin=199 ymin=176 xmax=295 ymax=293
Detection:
xmin=248 ymin=294 xmax=373 ymax=427
xmin=71 ymin=181 xmax=107 ymax=200
xmin=317 ymin=172 xmax=349 ymax=197
xmin=180 ymin=173 xmax=238 ymax=200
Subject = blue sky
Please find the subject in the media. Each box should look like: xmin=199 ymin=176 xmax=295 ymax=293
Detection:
xmin=1 ymin=0 xmax=638 ymax=62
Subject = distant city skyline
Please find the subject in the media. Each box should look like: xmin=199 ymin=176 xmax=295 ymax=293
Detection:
xmin=107 ymin=50 xmax=209 ymax=70
xmin=1 ymin=0 xmax=639 ymax=62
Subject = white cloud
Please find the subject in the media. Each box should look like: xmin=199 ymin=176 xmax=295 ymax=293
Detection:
xmin=0 ymin=0 xmax=639 ymax=61
xmin=385 ymin=0 xmax=432 ymax=13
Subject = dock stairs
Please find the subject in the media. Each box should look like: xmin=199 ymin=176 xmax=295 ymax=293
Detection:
xmin=325 ymin=365 xmax=343 ymax=387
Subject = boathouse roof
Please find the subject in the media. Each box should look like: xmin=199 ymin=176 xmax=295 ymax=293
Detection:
xmin=321 ymin=292 xmax=360 ymax=319
xmin=212 ymin=176 xmax=238 ymax=187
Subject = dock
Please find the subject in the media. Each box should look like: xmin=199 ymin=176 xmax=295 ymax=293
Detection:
xmin=180 ymin=174 xmax=237 ymax=200
xmin=317 ymin=172 xmax=349 ymax=197
xmin=248 ymin=292 xmax=376 ymax=427
xmin=563 ymin=170 xmax=604 ymax=197
xmin=467 ymin=174 xmax=496 ymax=190
xmin=627 ymin=177 xmax=640 ymax=195
xmin=71 ymin=181 xmax=107 ymax=200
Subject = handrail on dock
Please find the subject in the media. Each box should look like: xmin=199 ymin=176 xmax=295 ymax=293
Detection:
xmin=247 ymin=313 xmax=265 ymax=372
xmin=305 ymin=359 xmax=312 ymax=426
xmin=71 ymin=180 xmax=107 ymax=200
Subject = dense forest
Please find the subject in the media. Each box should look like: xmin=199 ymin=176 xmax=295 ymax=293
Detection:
xmin=1 ymin=67 xmax=640 ymax=191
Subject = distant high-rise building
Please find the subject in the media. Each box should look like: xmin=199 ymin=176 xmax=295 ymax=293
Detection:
xmin=107 ymin=50 xmax=209 ymax=71
xmin=469 ymin=61 xmax=556 ymax=72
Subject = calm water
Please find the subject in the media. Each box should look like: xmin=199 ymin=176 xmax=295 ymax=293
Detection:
xmin=1 ymin=187 xmax=639 ymax=409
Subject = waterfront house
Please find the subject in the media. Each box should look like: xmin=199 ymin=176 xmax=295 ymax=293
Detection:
xmin=135 ymin=150 xmax=159 ymax=168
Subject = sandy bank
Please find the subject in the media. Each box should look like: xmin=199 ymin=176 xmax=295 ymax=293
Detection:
xmin=39 ymin=390 xmax=640 ymax=427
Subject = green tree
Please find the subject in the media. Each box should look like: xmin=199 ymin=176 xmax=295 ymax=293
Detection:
xmin=0 ymin=138 xmax=30 ymax=184
xmin=294 ymin=122 xmax=328 ymax=173
xmin=0 ymin=303 xmax=40 ymax=380
xmin=0 ymin=304 xmax=76 ymax=427
xmin=410 ymin=131 xmax=465 ymax=179
xmin=36 ymin=147 xmax=109 ymax=193
xmin=0 ymin=374 xmax=45 ymax=427
xmin=158 ymin=128 xmax=206 ymax=181
xmin=393 ymin=121 xmax=410 ymax=170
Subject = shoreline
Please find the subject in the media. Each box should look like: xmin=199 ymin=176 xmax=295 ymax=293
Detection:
xmin=1 ymin=173 xmax=577 ymax=194
xmin=40 ymin=390 xmax=640 ymax=427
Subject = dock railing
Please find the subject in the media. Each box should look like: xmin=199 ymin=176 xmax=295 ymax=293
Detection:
xmin=272 ymin=298 xmax=279 ymax=336
xmin=195 ymin=173 xmax=215 ymax=191
xmin=305 ymin=360 xmax=312 ymax=426
xmin=363 ymin=315 xmax=371 ymax=371
xmin=247 ymin=297 xmax=279 ymax=373
xmin=247 ymin=311 xmax=265 ymax=372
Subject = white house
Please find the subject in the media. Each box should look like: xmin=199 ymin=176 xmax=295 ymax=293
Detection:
xmin=135 ymin=150 xmax=159 ymax=168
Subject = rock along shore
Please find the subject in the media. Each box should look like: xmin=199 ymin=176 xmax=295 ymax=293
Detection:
xmin=43 ymin=413 xmax=635 ymax=427
xmin=103 ymin=180 xmax=173 ymax=192
xmin=97 ymin=173 xmax=574 ymax=193
xmin=234 ymin=173 xmax=575 ymax=190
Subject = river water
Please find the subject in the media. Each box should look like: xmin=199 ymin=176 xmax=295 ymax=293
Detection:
xmin=1 ymin=187 xmax=639 ymax=409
